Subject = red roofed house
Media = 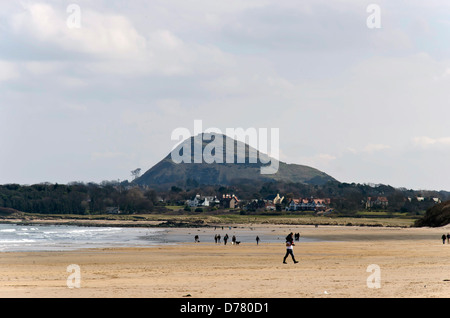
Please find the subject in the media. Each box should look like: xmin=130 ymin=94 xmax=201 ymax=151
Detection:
xmin=221 ymin=194 xmax=239 ymax=209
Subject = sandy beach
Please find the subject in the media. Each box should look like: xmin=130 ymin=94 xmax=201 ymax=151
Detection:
xmin=0 ymin=224 xmax=449 ymax=298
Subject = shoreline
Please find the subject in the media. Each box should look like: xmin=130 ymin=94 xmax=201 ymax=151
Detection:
xmin=1 ymin=215 xmax=448 ymax=245
xmin=0 ymin=215 xmax=450 ymax=248
xmin=0 ymin=220 xmax=448 ymax=249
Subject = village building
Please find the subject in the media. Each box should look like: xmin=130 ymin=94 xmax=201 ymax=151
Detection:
xmin=186 ymin=194 xmax=220 ymax=207
xmin=433 ymin=197 xmax=441 ymax=203
xmin=286 ymin=197 xmax=330 ymax=212
xmin=407 ymin=196 xmax=441 ymax=204
xmin=273 ymin=193 xmax=284 ymax=204
xmin=220 ymin=194 xmax=240 ymax=209
xmin=365 ymin=196 xmax=389 ymax=209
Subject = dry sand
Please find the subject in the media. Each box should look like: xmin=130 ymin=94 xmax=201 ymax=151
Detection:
xmin=0 ymin=224 xmax=450 ymax=298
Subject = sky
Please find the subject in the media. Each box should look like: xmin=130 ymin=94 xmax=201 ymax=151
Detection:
xmin=1 ymin=0 xmax=450 ymax=191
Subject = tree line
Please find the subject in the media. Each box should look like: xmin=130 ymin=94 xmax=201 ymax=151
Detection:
xmin=0 ymin=180 xmax=448 ymax=215
xmin=0 ymin=182 xmax=159 ymax=215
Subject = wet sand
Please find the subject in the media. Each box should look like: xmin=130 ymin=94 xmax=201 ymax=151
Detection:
xmin=1 ymin=224 xmax=449 ymax=298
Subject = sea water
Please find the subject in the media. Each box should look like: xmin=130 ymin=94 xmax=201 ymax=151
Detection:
xmin=0 ymin=223 xmax=166 ymax=252
xmin=0 ymin=223 xmax=319 ymax=252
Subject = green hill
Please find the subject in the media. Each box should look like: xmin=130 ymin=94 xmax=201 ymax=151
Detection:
xmin=135 ymin=133 xmax=336 ymax=189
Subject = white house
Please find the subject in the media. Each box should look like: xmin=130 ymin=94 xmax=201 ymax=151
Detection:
xmin=186 ymin=194 xmax=220 ymax=207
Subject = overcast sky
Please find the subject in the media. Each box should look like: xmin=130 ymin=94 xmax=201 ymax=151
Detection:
xmin=1 ymin=1 xmax=450 ymax=191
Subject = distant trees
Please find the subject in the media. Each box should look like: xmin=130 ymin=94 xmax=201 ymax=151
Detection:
xmin=0 ymin=180 xmax=446 ymax=215
xmin=0 ymin=182 xmax=159 ymax=215
xmin=0 ymin=183 xmax=86 ymax=214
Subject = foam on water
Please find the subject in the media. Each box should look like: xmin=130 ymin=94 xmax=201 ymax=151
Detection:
xmin=0 ymin=223 xmax=165 ymax=252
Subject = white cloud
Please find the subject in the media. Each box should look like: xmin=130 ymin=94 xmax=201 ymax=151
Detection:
xmin=343 ymin=144 xmax=391 ymax=155
xmin=363 ymin=143 xmax=391 ymax=153
xmin=0 ymin=60 xmax=19 ymax=81
xmin=317 ymin=153 xmax=337 ymax=163
xmin=2 ymin=0 xmax=450 ymax=189
xmin=435 ymin=67 xmax=450 ymax=81
xmin=413 ymin=136 xmax=450 ymax=148
xmin=11 ymin=3 xmax=146 ymax=58
xmin=296 ymin=153 xmax=337 ymax=171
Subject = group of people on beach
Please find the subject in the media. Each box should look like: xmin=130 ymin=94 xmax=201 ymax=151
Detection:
xmin=441 ymin=233 xmax=450 ymax=244
xmin=213 ymin=234 xmax=241 ymax=245
xmin=199 ymin=229 xmax=302 ymax=264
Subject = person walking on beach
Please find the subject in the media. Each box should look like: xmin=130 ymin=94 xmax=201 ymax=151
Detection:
xmin=232 ymin=235 xmax=236 ymax=245
xmin=442 ymin=234 xmax=447 ymax=244
xmin=224 ymin=234 xmax=229 ymax=245
xmin=283 ymin=232 xmax=298 ymax=264
xmin=256 ymin=236 xmax=260 ymax=245
xmin=447 ymin=233 xmax=450 ymax=244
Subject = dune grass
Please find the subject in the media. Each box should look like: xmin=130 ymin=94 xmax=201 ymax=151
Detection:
xmin=4 ymin=211 xmax=417 ymax=228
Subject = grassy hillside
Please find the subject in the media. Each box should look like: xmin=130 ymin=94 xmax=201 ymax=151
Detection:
xmin=136 ymin=133 xmax=336 ymax=188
